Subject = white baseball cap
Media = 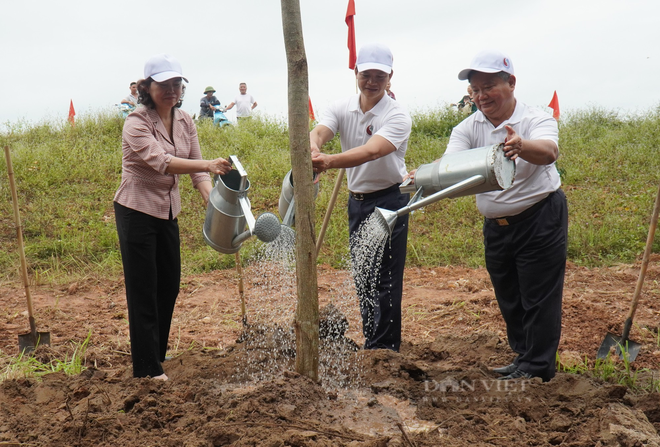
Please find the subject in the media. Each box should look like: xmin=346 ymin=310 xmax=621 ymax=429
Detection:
xmin=356 ymin=43 xmax=393 ymax=74
xmin=144 ymin=54 xmax=188 ymax=83
xmin=457 ymin=50 xmax=514 ymax=81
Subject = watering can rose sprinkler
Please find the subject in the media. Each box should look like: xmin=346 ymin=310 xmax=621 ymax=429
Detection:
xmin=203 ymin=156 xmax=282 ymax=254
xmin=374 ymin=143 xmax=516 ymax=235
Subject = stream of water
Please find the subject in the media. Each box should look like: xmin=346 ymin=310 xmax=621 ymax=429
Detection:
xmin=235 ymin=214 xmax=391 ymax=390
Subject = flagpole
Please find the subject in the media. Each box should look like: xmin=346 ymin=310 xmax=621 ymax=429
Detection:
xmin=316 ymin=0 xmax=356 ymax=259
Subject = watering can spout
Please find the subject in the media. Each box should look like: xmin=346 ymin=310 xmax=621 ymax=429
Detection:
xmin=374 ymin=207 xmax=399 ymax=236
xmin=231 ymin=212 xmax=282 ymax=247
xmin=375 ymin=174 xmax=487 ymax=237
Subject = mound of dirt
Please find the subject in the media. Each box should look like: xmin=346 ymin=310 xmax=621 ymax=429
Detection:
xmin=1 ymin=262 xmax=659 ymax=446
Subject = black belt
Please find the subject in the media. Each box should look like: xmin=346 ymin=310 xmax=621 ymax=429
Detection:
xmin=488 ymin=191 xmax=556 ymax=226
xmin=349 ymin=184 xmax=400 ymax=201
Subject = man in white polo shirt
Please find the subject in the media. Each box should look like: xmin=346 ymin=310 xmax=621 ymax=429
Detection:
xmin=310 ymin=43 xmax=412 ymax=352
xmin=445 ymin=50 xmax=568 ymax=382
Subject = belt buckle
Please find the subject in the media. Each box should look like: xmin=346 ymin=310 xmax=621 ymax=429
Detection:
xmin=352 ymin=192 xmax=365 ymax=201
xmin=496 ymin=218 xmax=509 ymax=226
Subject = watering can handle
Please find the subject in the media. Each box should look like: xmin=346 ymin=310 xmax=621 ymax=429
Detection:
xmin=399 ymin=177 xmax=416 ymax=194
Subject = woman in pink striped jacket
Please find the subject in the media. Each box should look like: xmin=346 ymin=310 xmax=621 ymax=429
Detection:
xmin=113 ymin=54 xmax=232 ymax=381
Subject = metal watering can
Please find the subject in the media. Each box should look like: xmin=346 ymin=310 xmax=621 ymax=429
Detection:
xmin=203 ymin=156 xmax=282 ymax=254
xmin=278 ymin=170 xmax=319 ymax=227
xmin=375 ymin=143 xmax=516 ymax=235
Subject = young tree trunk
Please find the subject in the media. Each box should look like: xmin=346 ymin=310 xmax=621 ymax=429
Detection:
xmin=280 ymin=0 xmax=319 ymax=381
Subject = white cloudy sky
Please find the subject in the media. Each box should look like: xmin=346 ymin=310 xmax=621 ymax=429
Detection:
xmin=1 ymin=0 xmax=658 ymax=126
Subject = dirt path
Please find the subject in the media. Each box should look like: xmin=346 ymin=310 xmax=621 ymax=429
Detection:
xmin=1 ymin=261 xmax=659 ymax=446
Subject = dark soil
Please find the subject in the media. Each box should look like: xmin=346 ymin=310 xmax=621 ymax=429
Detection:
xmin=1 ymin=259 xmax=660 ymax=446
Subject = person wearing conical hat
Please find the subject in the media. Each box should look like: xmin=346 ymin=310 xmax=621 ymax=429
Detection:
xmin=199 ymin=86 xmax=221 ymax=120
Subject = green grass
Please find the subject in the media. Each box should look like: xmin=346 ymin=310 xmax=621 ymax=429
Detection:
xmin=0 ymin=332 xmax=90 ymax=381
xmin=2 ymin=106 xmax=660 ymax=284
xmin=557 ymin=350 xmax=660 ymax=393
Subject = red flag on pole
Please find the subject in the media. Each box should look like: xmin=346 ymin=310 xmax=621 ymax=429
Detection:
xmin=68 ymin=100 xmax=76 ymax=126
xmin=308 ymin=96 xmax=316 ymax=121
xmin=548 ymin=91 xmax=560 ymax=120
xmin=345 ymin=0 xmax=356 ymax=70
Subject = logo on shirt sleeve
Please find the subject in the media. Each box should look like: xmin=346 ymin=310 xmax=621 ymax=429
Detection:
xmin=366 ymin=124 xmax=374 ymax=136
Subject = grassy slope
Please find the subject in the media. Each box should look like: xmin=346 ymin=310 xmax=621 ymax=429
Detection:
xmin=1 ymin=106 xmax=660 ymax=284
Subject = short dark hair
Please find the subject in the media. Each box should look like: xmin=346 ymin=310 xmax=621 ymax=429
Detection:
xmin=467 ymin=71 xmax=511 ymax=83
xmin=136 ymin=78 xmax=185 ymax=109
xmin=130 ymin=82 xmax=137 ymax=87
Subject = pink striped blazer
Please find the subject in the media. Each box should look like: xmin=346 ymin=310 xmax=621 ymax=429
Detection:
xmin=114 ymin=107 xmax=211 ymax=219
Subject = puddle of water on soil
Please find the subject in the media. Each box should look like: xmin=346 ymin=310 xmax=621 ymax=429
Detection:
xmin=216 ymin=383 xmax=440 ymax=438
xmin=372 ymin=394 xmax=440 ymax=434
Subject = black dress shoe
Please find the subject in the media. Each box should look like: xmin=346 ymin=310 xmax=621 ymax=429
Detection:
xmin=492 ymin=363 xmax=517 ymax=375
xmin=498 ymin=369 xmax=533 ymax=380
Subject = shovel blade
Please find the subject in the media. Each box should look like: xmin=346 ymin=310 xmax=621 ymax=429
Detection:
xmin=18 ymin=331 xmax=51 ymax=354
xmin=596 ymin=332 xmax=641 ymax=362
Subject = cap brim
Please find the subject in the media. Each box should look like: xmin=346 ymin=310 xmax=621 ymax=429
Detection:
xmin=458 ymin=67 xmax=501 ymax=81
xmin=151 ymin=71 xmax=189 ymax=83
xmin=357 ymin=62 xmax=392 ymax=74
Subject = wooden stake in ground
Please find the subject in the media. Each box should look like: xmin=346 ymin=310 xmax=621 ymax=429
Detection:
xmin=280 ymin=0 xmax=319 ymax=381
xmin=235 ymin=252 xmax=247 ymax=326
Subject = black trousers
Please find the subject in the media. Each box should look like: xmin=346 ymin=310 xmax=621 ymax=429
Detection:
xmin=348 ymin=188 xmax=409 ymax=351
xmin=114 ymin=202 xmax=181 ymax=378
xmin=484 ymin=190 xmax=568 ymax=381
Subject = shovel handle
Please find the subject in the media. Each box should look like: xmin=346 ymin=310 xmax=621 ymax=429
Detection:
xmin=4 ymin=146 xmax=35 ymax=320
xmin=626 ymin=178 xmax=660 ymax=323
xmin=620 ymin=317 xmax=633 ymax=344
xmin=316 ymin=168 xmax=344 ymax=258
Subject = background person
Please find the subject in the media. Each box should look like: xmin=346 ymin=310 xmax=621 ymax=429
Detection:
xmin=114 ymin=54 xmax=232 ymax=380
xmin=199 ymin=86 xmax=221 ymax=120
xmin=310 ymin=43 xmax=412 ymax=352
xmin=439 ymin=50 xmax=567 ymax=382
xmin=225 ymin=82 xmax=257 ymax=119
xmin=453 ymin=86 xmax=477 ymax=114
xmin=120 ymin=82 xmax=138 ymax=109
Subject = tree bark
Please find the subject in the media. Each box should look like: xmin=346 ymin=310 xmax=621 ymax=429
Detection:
xmin=280 ymin=0 xmax=319 ymax=381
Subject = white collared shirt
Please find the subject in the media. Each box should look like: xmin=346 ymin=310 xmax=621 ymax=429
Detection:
xmin=319 ymin=94 xmax=411 ymax=193
xmin=445 ymin=101 xmax=560 ymax=218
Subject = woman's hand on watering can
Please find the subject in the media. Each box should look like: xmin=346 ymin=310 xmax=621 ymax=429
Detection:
xmin=208 ymin=158 xmax=232 ymax=175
